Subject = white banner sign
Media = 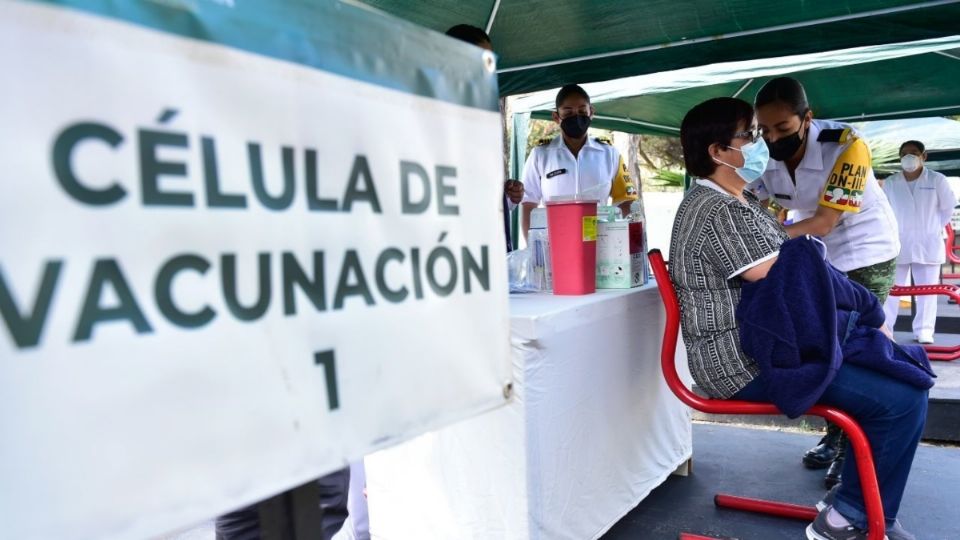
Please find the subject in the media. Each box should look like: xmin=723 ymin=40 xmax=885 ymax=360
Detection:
xmin=0 ymin=2 xmax=511 ymax=538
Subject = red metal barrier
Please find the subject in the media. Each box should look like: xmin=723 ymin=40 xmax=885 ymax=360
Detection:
xmin=649 ymin=249 xmax=885 ymax=540
xmin=888 ymin=282 xmax=960 ymax=360
xmin=678 ymin=534 xmax=738 ymax=540
xmin=945 ymin=225 xmax=960 ymax=273
xmin=889 ymin=283 xmax=960 ymax=303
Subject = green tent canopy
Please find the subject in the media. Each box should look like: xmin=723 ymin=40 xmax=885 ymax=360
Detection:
xmin=361 ymin=0 xmax=960 ymax=95
xmin=513 ymin=36 xmax=960 ymax=136
xmin=929 ymin=149 xmax=960 ymax=162
xmin=928 ymin=148 xmax=960 ymax=176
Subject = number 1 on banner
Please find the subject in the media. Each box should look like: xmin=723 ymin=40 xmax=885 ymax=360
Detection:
xmin=314 ymin=350 xmax=340 ymax=411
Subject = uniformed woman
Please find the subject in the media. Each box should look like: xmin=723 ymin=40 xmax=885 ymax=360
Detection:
xmin=752 ymin=77 xmax=901 ymax=490
xmin=520 ymin=84 xmax=638 ymax=240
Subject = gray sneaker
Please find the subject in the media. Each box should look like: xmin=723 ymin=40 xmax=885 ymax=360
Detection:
xmin=806 ymin=505 xmax=876 ymax=540
xmin=885 ymin=520 xmax=915 ymax=540
xmin=816 ymin=488 xmax=913 ymax=540
xmin=816 ymin=484 xmax=840 ymax=512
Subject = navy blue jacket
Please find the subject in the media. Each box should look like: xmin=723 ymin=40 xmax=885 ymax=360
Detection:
xmin=736 ymin=236 xmax=934 ymax=418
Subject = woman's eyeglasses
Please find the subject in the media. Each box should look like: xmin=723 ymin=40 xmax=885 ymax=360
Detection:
xmin=733 ymin=127 xmax=763 ymax=143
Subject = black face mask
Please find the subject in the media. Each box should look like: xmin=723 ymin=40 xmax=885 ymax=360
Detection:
xmin=560 ymin=114 xmax=591 ymax=139
xmin=766 ymin=122 xmax=807 ymax=162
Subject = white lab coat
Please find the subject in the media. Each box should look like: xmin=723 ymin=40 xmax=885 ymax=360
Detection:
xmin=883 ymin=168 xmax=956 ymax=265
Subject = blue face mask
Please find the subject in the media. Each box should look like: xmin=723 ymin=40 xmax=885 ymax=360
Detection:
xmin=714 ymin=139 xmax=770 ymax=182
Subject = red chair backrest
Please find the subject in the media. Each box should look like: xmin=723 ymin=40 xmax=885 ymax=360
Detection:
xmin=648 ymin=249 xmax=716 ymax=411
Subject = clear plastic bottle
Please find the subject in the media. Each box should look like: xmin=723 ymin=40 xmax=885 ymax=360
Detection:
xmin=528 ymin=208 xmax=553 ymax=291
xmin=629 ymin=201 xmax=650 ymax=284
xmin=628 ymin=200 xmax=644 ymax=223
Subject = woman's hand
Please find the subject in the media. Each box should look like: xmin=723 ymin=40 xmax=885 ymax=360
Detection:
xmin=738 ymin=256 xmax=778 ymax=282
xmin=504 ymin=179 xmax=524 ymax=204
xmin=880 ymin=323 xmax=894 ymax=340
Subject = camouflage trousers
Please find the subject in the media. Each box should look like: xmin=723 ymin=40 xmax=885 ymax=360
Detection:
xmin=812 ymin=256 xmax=898 ymax=447
xmin=845 ymin=257 xmax=898 ymax=304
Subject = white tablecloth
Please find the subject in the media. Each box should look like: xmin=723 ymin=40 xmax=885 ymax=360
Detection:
xmin=365 ymin=285 xmax=693 ymax=540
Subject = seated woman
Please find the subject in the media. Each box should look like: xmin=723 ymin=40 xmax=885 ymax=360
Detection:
xmin=669 ymin=97 xmax=926 ymax=540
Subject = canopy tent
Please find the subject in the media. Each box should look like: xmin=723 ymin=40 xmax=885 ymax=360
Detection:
xmin=854 ymin=118 xmax=960 ymax=176
xmin=927 ymin=148 xmax=960 ymax=176
xmin=512 ymin=35 xmax=960 ymax=136
xmin=505 ymin=36 xmax=960 ymax=244
xmin=855 ymin=117 xmax=960 ymax=149
xmin=361 ymin=0 xmax=960 ymax=95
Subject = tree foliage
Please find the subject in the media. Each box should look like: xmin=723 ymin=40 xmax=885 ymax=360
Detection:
xmin=524 ymin=119 xmax=614 ymax=157
xmin=638 ymin=135 xmax=685 ymax=190
xmin=524 ymin=120 xmax=559 ymax=158
xmin=867 ymin=138 xmax=902 ymax=177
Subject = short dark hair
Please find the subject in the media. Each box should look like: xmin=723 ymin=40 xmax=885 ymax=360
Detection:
xmin=445 ymin=24 xmax=491 ymax=47
xmin=755 ymin=77 xmax=810 ymax=117
xmin=555 ymin=84 xmax=590 ymax=109
xmin=681 ymin=97 xmax=755 ymax=178
xmin=899 ymin=140 xmax=926 ymax=154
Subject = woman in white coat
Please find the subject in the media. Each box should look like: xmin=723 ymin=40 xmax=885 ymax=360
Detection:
xmin=882 ymin=140 xmax=957 ymax=343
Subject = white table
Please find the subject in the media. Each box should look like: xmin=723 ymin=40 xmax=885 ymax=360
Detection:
xmin=365 ymin=285 xmax=693 ymax=540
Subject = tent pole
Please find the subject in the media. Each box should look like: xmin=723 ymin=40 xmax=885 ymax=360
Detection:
xmin=935 ymin=50 xmax=960 ymax=61
xmin=732 ymin=79 xmax=754 ymax=98
xmin=830 ymin=104 xmax=960 ymax=122
xmin=485 ymin=0 xmax=501 ymax=34
xmin=509 ymin=112 xmax=530 ymax=248
xmin=593 ymin=114 xmax=680 ymax=133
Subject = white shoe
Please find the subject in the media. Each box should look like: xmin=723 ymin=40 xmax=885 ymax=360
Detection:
xmin=917 ymin=335 xmax=934 ymax=344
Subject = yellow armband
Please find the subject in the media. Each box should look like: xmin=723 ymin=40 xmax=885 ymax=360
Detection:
xmin=610 ymin=155 xmax=639 ymax=204
xmin=820 ymin=138 xmax=870 ymax=213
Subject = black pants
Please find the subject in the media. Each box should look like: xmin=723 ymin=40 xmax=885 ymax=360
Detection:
xmin=216 ymin=466 xmax=351 ymax=540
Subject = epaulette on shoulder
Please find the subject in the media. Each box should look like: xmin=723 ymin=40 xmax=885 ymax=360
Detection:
xmin=594 ymin=137 xmax=612 ymax=145
xmin=817 ymin=128 xmax=856 ymax=144
xmin=536 ymin=137 xmax=554 ymax=146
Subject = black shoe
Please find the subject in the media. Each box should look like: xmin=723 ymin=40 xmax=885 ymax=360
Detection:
xmin=804 ymin=424 xmax=842 ymax=469
xmin=824 ymin=438 xmax=846 ymax=489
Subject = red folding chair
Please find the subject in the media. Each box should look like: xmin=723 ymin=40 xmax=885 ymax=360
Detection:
xmin=648 ymin=249 xmax=885 ymax=540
